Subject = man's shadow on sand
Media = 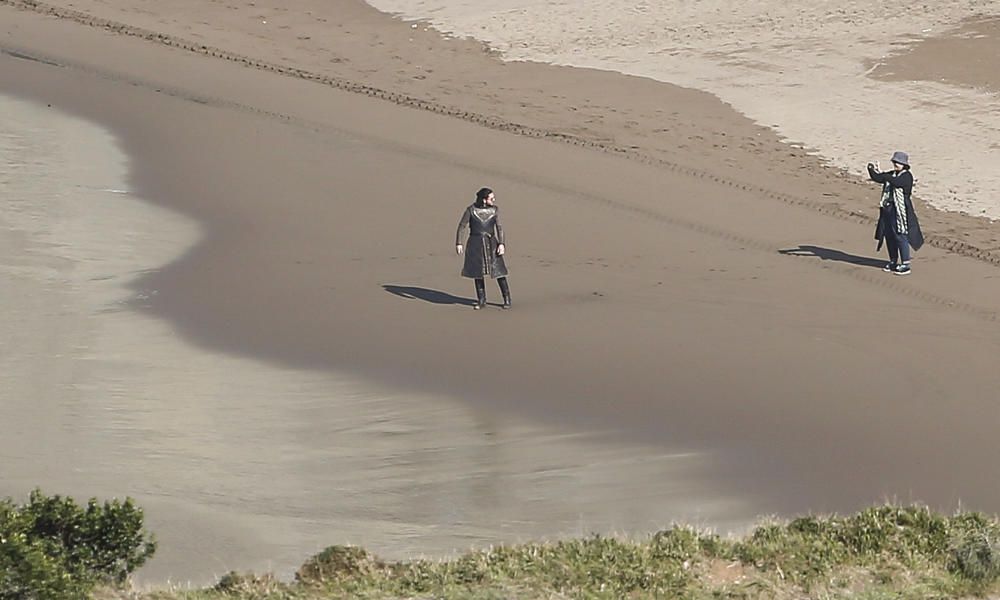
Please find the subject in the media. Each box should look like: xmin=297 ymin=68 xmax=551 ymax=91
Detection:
xmin=382 ymin=285 xmax=477 ymax=306
xmin=778 ymin=245 xmax=885 ymax=269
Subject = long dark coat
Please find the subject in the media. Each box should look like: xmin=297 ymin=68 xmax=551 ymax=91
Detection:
xmin=456 ymin=203 xmax=508 ymax=279
xmin=868 ymin=165 xmax=924 ymax=251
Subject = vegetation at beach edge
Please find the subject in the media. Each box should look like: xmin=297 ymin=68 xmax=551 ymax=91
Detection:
xmin=0 ymin=489 xmax=156 ymax=600
xmin=7 ymin=491 xmax=1000 ymax=599
xmin=129 ymin=504 xmax=1000 ymax=600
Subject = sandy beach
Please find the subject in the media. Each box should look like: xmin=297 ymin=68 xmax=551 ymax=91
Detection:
xmin=0 ymin=80 xmax=742 ymax=585
xmin=3 ymin=0 xmax=1000 ymax=586
xmin=367 ymin=0 xmax=1000 ymax=218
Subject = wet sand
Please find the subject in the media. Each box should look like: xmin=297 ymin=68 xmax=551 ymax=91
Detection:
xmin=0 ymin=89 xmax=744 ymax=585
xmin=2 ymin=0 xmax=1000 ymax=586
xmin=874 ymin=16 xmax=1000 ymax=94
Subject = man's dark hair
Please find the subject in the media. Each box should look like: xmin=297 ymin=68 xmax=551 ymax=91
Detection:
xmin=475 ymin=187 xmax=493 ymax=206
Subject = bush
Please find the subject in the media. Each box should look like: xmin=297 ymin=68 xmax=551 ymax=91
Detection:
xmin=295 ymin=545 xmax=383 ymax=584
xmin=949 ymin=518 xmax=1000 ymax=583
xmin=0 ymin=489 xmax=156 ymax=599
xmin=214 ymin=571 xmax=283 ymax=595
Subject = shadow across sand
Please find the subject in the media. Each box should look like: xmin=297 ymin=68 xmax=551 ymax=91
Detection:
xmin=383 ymin=285 xmax=476 ymax=306
xmin=778 ymin=245 xmax=885 ymax=269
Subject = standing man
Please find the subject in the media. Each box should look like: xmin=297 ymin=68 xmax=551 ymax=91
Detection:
xmin=456 ymin=187 xmax=511 ymax=309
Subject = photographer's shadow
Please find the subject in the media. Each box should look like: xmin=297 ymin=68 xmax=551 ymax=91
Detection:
xmin=778 ymin=245 xmax=885 ymax=269
xmin=382 ymin=285 xmax=476 ymax=306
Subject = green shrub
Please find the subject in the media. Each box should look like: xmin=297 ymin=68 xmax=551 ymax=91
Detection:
xmin=0 ymin=521 xmax=83 ymax=599
xmin=0 ymin=489 xmax=156 ymax=599
xmin=948 ymin=521 xmax=1000 ymax=583
xmin=650 ymin=527 xmax=703 ymax=562
xmin=836 ymin=505 xmax=950 ymax=561
xmin=214 ymin=571 xmax=283 ymax=595
xmin=295 ymin=545 xmax=383 ymax=584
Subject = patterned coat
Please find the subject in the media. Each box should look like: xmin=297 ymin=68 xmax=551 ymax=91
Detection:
xmin=456 ymin=203 xmax=509 ymax=278
xmin=868 ymin=165 xmax=924 ymax=251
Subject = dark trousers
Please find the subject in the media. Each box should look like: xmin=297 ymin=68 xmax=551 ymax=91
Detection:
xmin=884 ymin=228 xmax=911 ymax=264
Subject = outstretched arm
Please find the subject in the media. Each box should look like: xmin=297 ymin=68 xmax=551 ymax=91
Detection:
xmin=867 ymin=162 xmax=892 ymax=183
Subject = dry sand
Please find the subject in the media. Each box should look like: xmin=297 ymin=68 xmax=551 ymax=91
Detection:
xmin=2 ymin=0 xmax=1000 ymax=586
xmin=367 ymin=0 xmax=1000 ymax=218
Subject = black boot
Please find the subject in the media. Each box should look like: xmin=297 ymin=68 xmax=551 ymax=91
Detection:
xmin=498 ymin=277 xmax=511 ymax=309
xmin=474 ymin=278 xmax=486 ymax=310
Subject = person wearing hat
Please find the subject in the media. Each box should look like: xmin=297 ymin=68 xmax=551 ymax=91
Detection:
xmin=456 ymin=187 xmax=511 ymax=309
xmin=868 ymin=151 xmax=923 ymax=275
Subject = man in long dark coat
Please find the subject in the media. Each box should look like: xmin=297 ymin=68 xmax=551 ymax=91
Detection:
xmin=456 ymin=187 xmax=511 ymax=309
